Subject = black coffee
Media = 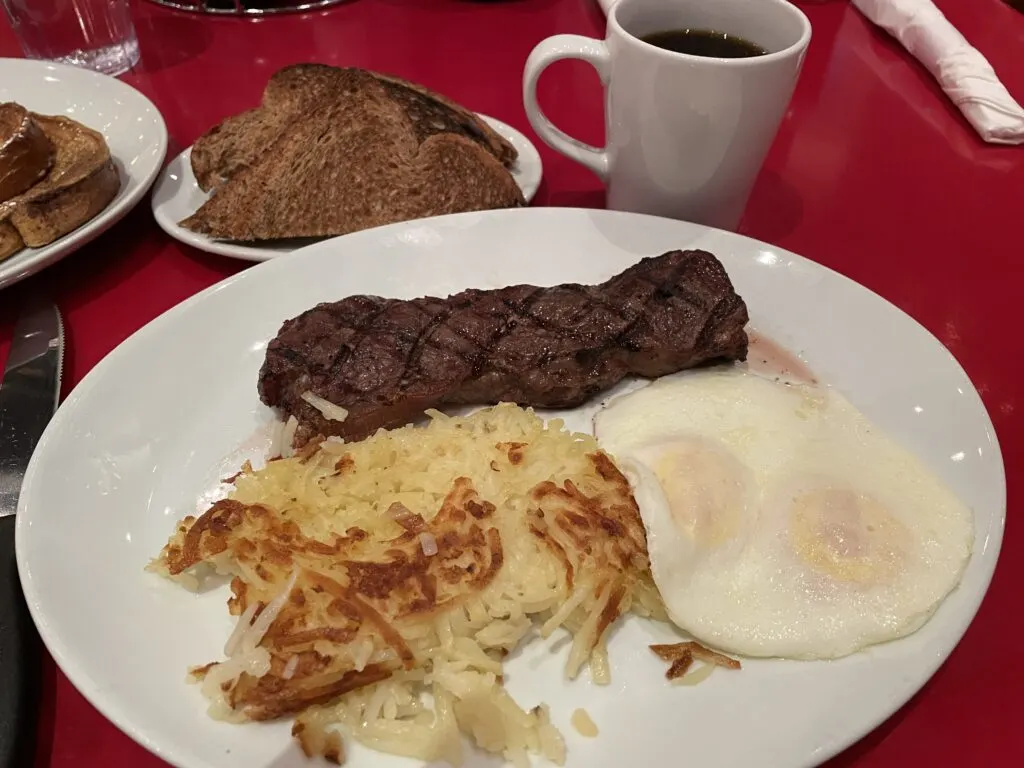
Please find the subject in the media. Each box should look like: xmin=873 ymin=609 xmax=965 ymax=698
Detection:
xmin=641 ymin=28 xmax=767 ymax=58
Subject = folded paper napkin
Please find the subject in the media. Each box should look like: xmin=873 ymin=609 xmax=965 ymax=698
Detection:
xmin=853 ymin=0 xmax=1023 ymax=144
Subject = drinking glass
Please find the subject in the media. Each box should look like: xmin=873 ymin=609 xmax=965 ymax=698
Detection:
xmin=1 ymin=0 xmax=140 ymax=77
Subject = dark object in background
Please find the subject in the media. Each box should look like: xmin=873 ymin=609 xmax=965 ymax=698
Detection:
xmin=1004 ymin=0 xmax=1023 ymax=13
xmin=146 ymin=0 xmax=346 ymax=14
xmin=0 ymin=524 xmax=41 ymax=768
xmin=0 ymin=303 xmax=62 ymax=768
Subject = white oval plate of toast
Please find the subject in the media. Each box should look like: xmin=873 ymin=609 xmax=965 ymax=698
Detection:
xmin=0 ymin=58 xmax=168 ymax=291
xmin=151 ymin=114 xmax=544 ymax=263
xmin=16 ymin=208 xmax=1004 ymax=768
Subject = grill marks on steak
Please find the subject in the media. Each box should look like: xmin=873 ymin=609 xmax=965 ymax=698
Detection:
xmin=258 ymin=250 xmax=750 ymax=441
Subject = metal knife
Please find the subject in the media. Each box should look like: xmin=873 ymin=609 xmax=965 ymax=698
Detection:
xmin=0 ymin=303 xmax=63 ymax=768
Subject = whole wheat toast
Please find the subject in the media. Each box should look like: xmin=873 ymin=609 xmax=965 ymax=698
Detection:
xmin=181 ymin=87 xmax=524 ymax=241
xmin=190 ymin=64 xmax=518 ymax=192
xmin=0 ymin=112 xmax=120 ymax=257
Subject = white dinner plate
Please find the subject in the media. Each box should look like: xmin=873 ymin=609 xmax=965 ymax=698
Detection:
xmin=151 ymin=114 xmax=544 ymax=262
xmin=16 ymin=209 xmax=1004 ymax=768
xmin=0 ymin=58 xmax=167 ymax=290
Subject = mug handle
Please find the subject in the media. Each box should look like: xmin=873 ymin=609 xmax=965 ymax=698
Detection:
xmin=523 ymin=34 xmax=611 ymax=181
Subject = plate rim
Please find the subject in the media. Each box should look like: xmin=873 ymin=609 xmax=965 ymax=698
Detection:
xmin=15 ymin=207 xmax=1007 ymax=768
xmin=0 ymin=58 xmax=169 ymax=290
xmin=150 ymin=112 xmax=544 ymax=263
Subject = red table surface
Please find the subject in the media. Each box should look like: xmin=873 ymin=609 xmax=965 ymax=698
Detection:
xmin=0 ymin=0 xmax=1021 ymax=765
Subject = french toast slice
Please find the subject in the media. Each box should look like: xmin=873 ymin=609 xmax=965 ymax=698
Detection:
xmin=0 ymin=220 xmax=21 ymax=262
xmin=0 ymin=102 xmax=55 ymax=202
xmin=1 ymin=113 xmax=120 ymax=250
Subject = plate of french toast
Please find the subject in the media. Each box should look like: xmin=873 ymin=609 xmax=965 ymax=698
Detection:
xmin=151 ymin=64 xmax=544 ymax=262
xmin=0 ymin=58 xmax=167 ymax=290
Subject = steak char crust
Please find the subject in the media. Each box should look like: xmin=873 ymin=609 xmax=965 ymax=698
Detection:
xmin=258 ymin=250 xmax=750 ymax=441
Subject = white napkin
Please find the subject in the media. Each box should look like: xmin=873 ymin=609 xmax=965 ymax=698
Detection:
xmin=853 ymin=0 xmax=1024 ymax=145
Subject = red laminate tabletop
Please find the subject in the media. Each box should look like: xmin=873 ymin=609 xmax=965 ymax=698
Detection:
xmin=0 ymin=0 xmax=1021 ymax=766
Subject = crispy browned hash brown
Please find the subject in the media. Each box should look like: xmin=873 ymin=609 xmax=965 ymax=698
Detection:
xmin=649 ymin=642 xmax=741 ymax=681
xmin=150 ymin=404 xmax=666 ymax=766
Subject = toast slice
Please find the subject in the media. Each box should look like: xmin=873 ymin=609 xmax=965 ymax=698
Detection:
xmin=190 ymin=64 xmax=518 ymax=192
xmin=370 ymin=71 xmax=518 ymax=166
xmin=180 ymin=87 xmax=524 ymax=241
xmin=190 ymin=65 xmax=370 ymax=192
xmin=0 ymin=113 xmax=120 ymax=249
xmin=0 ymin=102 xmax=55 ymax=202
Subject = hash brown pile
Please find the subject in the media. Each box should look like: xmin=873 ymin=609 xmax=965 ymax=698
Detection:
xmin=151 ymin=404 xmax=663 ymax=766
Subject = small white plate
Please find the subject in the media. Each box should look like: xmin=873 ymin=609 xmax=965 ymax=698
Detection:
xmin=16 ymin=208 xmax=1005 ymax=768
xmin=151 ymin=114 xmax=544 ymax=262
xmin=0 ymin=58 xmax=168 ymax=290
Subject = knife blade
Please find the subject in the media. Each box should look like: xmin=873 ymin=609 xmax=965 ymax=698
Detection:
xmin=0 ymin=303 xmax=63 ymax=768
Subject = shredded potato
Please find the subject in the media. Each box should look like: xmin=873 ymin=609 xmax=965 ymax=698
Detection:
xmin=570 ymin=708 xmax=598 ymax=738
xmin=151 ymin=404 xmax=663 ymax=765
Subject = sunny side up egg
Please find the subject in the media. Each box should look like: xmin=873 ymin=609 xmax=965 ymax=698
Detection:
xmin=594 ymin=368 xmax=974 ymax=660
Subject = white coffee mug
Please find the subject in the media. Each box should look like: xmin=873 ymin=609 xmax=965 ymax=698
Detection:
xmin=523 ymin=0 xmax=811 ymax=231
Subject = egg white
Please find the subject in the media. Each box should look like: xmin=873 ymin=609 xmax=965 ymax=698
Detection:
xmin=595 ymin=367 xmax=974 ymax=660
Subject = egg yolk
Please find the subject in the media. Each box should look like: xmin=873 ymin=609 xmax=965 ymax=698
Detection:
xmin=789 ymin=488 xmax=908 ymax=586
xmin=652 ymin=442 xmax=748 ymax=549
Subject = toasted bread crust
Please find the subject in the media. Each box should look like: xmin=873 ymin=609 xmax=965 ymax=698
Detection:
xmin=369 ymin=71 xmax=517 ymax=167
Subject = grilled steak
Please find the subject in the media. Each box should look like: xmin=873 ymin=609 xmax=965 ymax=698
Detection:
xmin=259 ymin=250 xmax=749 ymax=442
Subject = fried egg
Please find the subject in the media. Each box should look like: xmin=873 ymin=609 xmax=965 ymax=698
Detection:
xmin=594 ymin=368 xmax=974 ymax=660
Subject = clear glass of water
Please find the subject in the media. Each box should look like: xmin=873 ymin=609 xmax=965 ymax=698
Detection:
xmin=1 ymin=0 xmax=140 ymax=77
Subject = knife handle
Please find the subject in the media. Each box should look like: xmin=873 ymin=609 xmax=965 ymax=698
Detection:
xmin=0 ymin=515 xmax=40 ymax=767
